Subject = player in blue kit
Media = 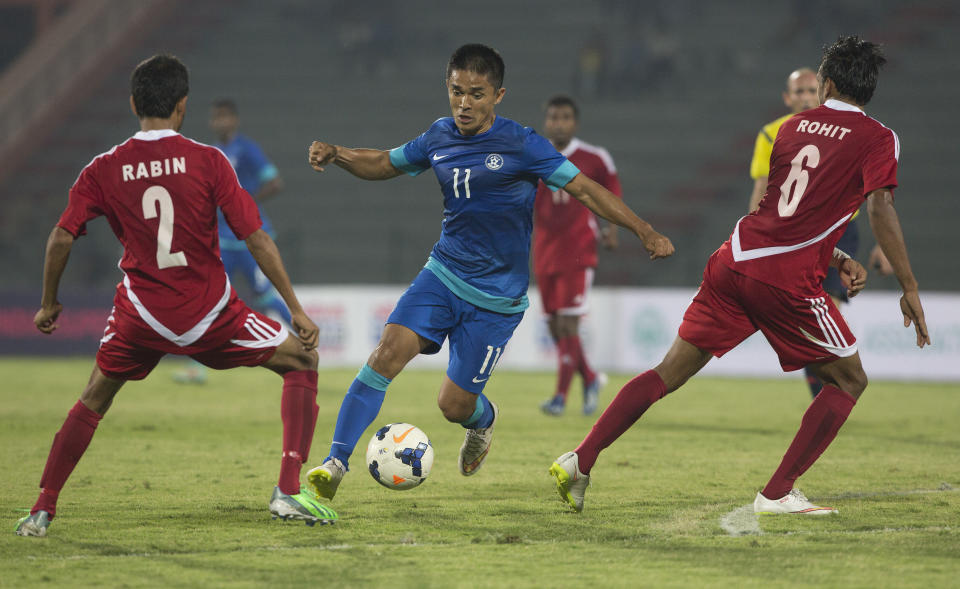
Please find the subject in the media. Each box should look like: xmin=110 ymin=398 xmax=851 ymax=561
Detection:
xmin=304 ymin=44 xmax=674 ymax=501
xmin=211 ymin=99 xmax=291 ymax=325
xmin=175 ymin=99 xmax=291 ymax=383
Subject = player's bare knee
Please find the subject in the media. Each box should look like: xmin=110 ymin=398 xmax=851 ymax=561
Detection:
xmin=438 ymin=397 xmax=473 ymax=423
xmin=293 ymin=348 xmax=318 ymax=372
xmin=846 ymin=369 xmax=868 ymax=398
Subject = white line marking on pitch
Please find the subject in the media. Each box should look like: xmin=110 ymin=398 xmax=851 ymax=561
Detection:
xmin=719 ymin=484 xmax=957 ymax=537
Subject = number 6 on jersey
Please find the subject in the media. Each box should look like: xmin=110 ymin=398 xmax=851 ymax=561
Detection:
xmin=778 ymin=144 xmax=820 ymax=217
xmin=142 ymin=185 xmax=187 ymax=269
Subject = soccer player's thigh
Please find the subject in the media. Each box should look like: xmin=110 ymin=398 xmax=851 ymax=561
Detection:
xmin=444 ymin=304 xmax=523 ymax=401
xmin=190 ymin=307 xmax=290 ymax=372
xmin=742 ymin=281 xmax=857 ymax=372
xmin=384 ymin=269 xmax=458 ymax=357
xmin=676 ymin=259 xmax=757 ymax=371
xmin=96 ymin=314 xmax=166 ymax=382
xmin=554 ymin=267 xmax=592 ymax=317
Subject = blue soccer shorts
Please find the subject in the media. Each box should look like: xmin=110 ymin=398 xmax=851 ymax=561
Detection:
xmin=387 ymin=269 xmax=524 ymax=394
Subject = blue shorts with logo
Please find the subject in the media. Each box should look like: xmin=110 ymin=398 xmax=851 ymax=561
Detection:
xmin=387 ymin=269 xmax=524 ymax=394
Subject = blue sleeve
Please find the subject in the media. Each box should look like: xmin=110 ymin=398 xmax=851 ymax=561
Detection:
xmin=522 ymin=130 xmax=580 ymax=191
xmin=389 ymin=131 xmax=431 ymax=177
xmin=243 ymin=139 xmax=279 ymax=183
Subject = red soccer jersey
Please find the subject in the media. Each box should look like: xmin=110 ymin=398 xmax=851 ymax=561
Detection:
xmin=533 ymin=138 xmax=622 ymax=276
xmin=57 ymin=129 xmax=262 ymax=341
xmin=717 ymin=99 xmax=899 ymax=297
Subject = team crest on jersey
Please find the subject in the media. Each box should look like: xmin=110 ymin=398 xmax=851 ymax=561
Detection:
xmin=485 ymin=153 xmax=504 ymax=170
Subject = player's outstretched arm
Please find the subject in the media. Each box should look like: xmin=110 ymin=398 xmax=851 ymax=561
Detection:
xmin=34 ymin=226 xmax=74 ymax=334
xmin=308 ymin=141 xmax=402 ymax=181
xmin=563 ymin=173 xmax=674 ymax=260
xmin=867 ymin=188 xmax=930 ymax=348
xmin=244 ymin=229 xmax=319 ymax=350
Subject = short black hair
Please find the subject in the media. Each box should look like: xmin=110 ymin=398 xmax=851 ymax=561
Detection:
xmin=446 ymin=44 xmax=505 ymax=90
xmin=545 ymin=95 xmax=579 ymax=119
xmin=130 ymin=54 xmax=189 ymax=118
xmin=819 ymin=36 xmax=886 ymax=105
xmin=211 ymin=98 xmax=238 ymax=115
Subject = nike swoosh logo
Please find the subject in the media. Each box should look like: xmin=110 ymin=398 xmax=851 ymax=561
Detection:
xmin=432 ymin=153 xmax=449 ymax=161
xmin=392 ymin=426 xmax=416 ymax=443
xmin=472 ymin=376 xmax=488 ymax=383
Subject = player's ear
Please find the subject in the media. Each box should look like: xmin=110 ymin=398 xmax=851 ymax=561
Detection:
xmin=782 ymin=90 xmax=791 ymax=109
xmin=176 ymin=95 xmax=188 ymax=116
xmin=129 ymin=95 xmax=139 ymax=118
xmin=494 ymin=87 xmax=506 ymax=105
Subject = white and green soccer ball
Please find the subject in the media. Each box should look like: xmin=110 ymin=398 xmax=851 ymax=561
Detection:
xmin=365 ymin=423 xmax=434 ymax=490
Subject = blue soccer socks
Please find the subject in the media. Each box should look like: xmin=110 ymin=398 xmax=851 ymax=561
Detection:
xmin=462 ymin=393 xmax=495 ymax=430
xmin=326 ymin=364 xmax=390 ymax=469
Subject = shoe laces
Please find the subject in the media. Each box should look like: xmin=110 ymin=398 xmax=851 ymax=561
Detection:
xmin=788 ymin=489 xmax=809 ymax=502
xmin=463 ymin=428 xmax=488 ymax=454
xmin=327 ymin=457 xmax=345 ymax=476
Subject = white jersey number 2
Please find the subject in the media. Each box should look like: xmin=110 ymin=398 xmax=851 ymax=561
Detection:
xmin=142 ymin=186 xmax=188 ymax=269
xmin=778 ymin=144 xmax=820 ymax=217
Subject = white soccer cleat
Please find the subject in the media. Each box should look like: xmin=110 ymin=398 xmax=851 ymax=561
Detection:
xmin=549 ymin=451 xmax=590 ymax=512
xmin=306 ymin=457 xmax=346 ymax=500
xmin=753 ymin=489 xmax=838 ymax=515
xmin=459 ymin=402 xmax=498 ymax=476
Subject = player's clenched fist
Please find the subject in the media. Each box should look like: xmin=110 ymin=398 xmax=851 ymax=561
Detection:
xmin=308 ymin=141 xmax=338 ymax=172
xmin=642 ymin=231 xmax=674 ymax=260
xmin=33 ymin=303 xmax=63 ymax=334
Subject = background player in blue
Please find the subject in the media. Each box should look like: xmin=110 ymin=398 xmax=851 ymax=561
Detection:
xmin=175 ymin=99 xmax=291 ymax=383
xmin=304 ymin=44 xmax=674 ymax=502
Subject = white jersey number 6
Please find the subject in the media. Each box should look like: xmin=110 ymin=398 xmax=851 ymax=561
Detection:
xmin=142 ymin=186 xmax=188 ymax=269
xmin=778 ymin=144 xmax=820 ymax=217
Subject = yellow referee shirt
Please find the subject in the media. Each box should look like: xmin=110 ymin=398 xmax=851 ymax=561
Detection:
xmin=749 ymin=113 xmax=794 ymax=180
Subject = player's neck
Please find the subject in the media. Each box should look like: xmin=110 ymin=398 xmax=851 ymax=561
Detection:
xmin=823 ymin=93 xmax=863 ymax=110
xmin=139 ymin=117 xmax=181 ymax=133
xmin=552 ymin=139 xmax=571 ymax=151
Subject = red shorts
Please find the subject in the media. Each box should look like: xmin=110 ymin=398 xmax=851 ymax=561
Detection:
xmin=678 ymin=254 xmax=857 ymax=371
xmin=537 ymin=268 xmax=594 ymax=315
xmin=96 ymin=293 xmax=287 ymax=380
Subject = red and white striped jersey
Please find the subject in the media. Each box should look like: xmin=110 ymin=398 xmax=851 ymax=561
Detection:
xmin=57 ymin=129 xmax=262 ymax=341
xmin=718 ymin=99 xmax=899 ymax=297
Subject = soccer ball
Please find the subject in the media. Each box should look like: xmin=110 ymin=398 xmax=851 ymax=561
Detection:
xmin=365 ymin=423 xmax=434 ymax=490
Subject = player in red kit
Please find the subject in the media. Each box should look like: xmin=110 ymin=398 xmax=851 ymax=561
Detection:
xmin=534 ymin=96 xmax=621 ymax=416
xmin=16 ymin=55 xmax=336 ymax=537
xmin=549 ymin=37 xmax=930 ymax=515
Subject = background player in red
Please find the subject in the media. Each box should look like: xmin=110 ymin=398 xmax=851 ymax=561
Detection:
xmin=534 ymin=95 xmax=621 ymax=416
xmin=550 ymin=36 xmax=930 ymax=515
xmin=16 ymin=55 xmax=336 ymax=537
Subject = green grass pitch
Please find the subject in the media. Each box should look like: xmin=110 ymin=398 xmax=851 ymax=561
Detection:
xmin=1 ymin=358 xmax=958 ymax=587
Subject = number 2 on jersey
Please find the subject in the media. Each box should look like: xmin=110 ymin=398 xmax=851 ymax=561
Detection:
xmin=142 ymin=186 xmax=187 ymax=269
xmin=778 ymin=144 xmax=820 ymax=217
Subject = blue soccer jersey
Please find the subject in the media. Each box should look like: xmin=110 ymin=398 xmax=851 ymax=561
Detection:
xmin=215 ymin=134 xmax=278 ymax=249
xmin=389 ymin=116 xmax=579 ymax=313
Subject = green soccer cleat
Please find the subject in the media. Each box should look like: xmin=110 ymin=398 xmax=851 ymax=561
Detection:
xmin=269 ymin=487 xmax=338 ymax=526
xmin=15 ymin=511 xmax=51 ymax=537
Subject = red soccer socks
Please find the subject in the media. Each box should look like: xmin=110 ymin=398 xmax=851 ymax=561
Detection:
xmin=555 ymin=337 xmax=577 ymax=401
xmin=761 ymin=384 xmax=856 ymax=500
xmin=33 ymin=400 xmax=103 ymax=518
xmin=278 ymin=370 xmax=319 ymax=495
xmin=575 ymin=370 xmax=667 ymax=474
